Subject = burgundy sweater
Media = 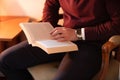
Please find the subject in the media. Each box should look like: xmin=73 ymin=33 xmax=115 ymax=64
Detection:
xmin=42 ymin=0 xmax=120 ymax=41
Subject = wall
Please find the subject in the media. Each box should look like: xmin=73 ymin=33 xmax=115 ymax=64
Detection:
xmin=0 ymin=0 xmax=46 ymax=20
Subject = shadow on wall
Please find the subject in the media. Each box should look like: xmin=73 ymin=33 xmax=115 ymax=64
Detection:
xmin=0 ymin=0 xmax=46 ymax=20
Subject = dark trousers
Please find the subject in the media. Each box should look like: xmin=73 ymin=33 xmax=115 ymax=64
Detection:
xmin=0 ymin=40 xmax=102 ymax=80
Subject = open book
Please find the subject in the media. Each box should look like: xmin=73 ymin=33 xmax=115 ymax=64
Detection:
xmin=19 ymin=22 xmax=78 ymax=54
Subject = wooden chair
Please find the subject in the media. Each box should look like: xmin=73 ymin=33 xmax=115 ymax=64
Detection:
xmin=28 ymin=35 xmax=120 ymax=80
xmin=93 ymin=35 xmax=120 ymax=80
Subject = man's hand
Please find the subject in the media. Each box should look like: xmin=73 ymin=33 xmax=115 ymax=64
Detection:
xmin=50 ymin=27 xmax=78 ymax=41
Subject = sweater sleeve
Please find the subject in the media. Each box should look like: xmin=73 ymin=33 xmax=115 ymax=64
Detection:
xmin=85 ymin=0 xmax=120 ymax=41
xmin=42 ymin=0 xmax=60 ymax=27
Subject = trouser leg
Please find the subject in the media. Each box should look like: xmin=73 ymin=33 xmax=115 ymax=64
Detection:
xmin=0 ymin=41 xmax=64 ymax=80
xmin=54 ymin=42 xmax=102 ymax=80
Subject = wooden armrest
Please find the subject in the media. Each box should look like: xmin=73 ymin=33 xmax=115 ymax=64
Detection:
xmin=98 ymin=35 xmax=120 ymax=80
xmin=109 ymin=35 xmax=120 ymax=46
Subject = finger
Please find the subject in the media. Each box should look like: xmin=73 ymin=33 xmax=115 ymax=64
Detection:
xmin=50 ymin=27 xmax=62 ymax=34
xmin=62 ymin=27 xmax=66 ymax=31
xmin=52 ymin=33 xmax=64 ymax=40
xmin=51 ymin=30 xmax=61 ymax=37
xmin=57 ymin=37 xmax=66 ymax=42
xmin=50 ymin=28 xmax=58 ymax=34
xmin=51 ymin=29 xmax=64 ymax=37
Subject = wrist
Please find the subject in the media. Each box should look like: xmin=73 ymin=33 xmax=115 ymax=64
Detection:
xmin=75 ymin=29 xmax=82 ymax=40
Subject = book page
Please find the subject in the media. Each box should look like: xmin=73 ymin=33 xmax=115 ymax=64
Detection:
xmin=20 ymin=22 xmax=54 ymax=43
xmin=36 ymin=40 xmax=77 ymax=48
xmin=34 ymin=40 xmax=78 ymax=54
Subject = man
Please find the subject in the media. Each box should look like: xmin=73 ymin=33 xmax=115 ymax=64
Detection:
xmin=0 ymin=0 xmax=120 ymax=80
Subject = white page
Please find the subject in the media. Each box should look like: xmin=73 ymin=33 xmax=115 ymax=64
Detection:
xmin=36 ymin=40 xmax=76 ymax=48
xmin=20 ymin=22 xmax=54 ymax=43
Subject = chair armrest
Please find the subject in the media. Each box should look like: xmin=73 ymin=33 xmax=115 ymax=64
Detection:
xmin=98 ymin=35 xmax=120 ymax=80
xmin=109 ymin=35 xmax=120 ymax=46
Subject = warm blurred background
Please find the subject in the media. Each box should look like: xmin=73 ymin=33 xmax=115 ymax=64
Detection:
xmin=0 ymin=0 xmax=46 ymax=20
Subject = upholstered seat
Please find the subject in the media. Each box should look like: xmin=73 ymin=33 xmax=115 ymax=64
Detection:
xmin=28 ymin=62 xmax=58 ymax=80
